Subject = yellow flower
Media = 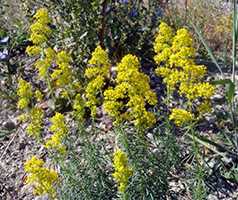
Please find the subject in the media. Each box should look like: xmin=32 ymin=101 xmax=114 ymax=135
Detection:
xmin=103 ymin=54 xmax=157 ymax=128
xmin=44 ymin=47 xmax=56 ymax=60
xmin=45 ymin=134 xmax=66 ymax=154
xmin=126 ymin=95 xmax=156 ymax=128
xmin=154 ymin=47 xmax=172 ymax=66
xmin=112 ymin=149 xmax=133 ymax=193
xmin=18 ymin=113 xmax=28 ymax=123
xmin=85 ymin=45 xmax=110 ymax=117
xmin=26 ymin=8 xmax=55 ymax=84
xmin=172 ymin=28 xmax=194 ymax=52
xmin=17 ymin=79 xmax=33 ymax=109
xmin=26 ymin=45 xmax=41 ymax=56
xmin=56 ymin=50 xmax=71 ymax=66
xmin=154 ymin=22 xmax=215 ymax=120
xmin=73 ymin=94 xmax=85 ymax=121
xmin=164 ymin=70 xmax=185 ymax=91
xmin=155 ymin=66 xmax=171 ymax=77
xmin=26 ymin=107 xmax=44 ymax=138
xmin=179 ymin=82 xmax=198 ymax=100
xmin=195 ymin=82 xmax=215 ymax=99
xmin=33 ymin=8 xmax=51 ymax=24
xmin=35 ymin=59 xmax=51 ymax=78
xmin=179 ymin=82 xmax=215 ymax=100
xmin=30 ymin=32 xmax=47 ymax=45
xmin=169 ymin=108 xmax=193 ymax=126
xmin=45 ymin=113 xmax=68 ymax=154
xmin=29 ymin=8 xmax=52 ymax=46
xmin=154 ymin=22 xmax=174 ymax=54
xmin=86 ymin=45 xmax=110 ymax=78
xmin=24 ymin=156 xmax=44 ymax=172
xmin=34 ymin=89 xmax=43 ymax=101
xmin=51 ymin=63 xmax=73 ymax=87
xmin=103 ymin=101 xmax=123 ymax=122
xmin=183 ymin=64 xmax=207 ymax=81
xmin=51 ymin=51 xmax=73 ymax=88
xmin=24 ymin=156 xmax=58 ymax=199
xmin=30 ymin=22 xmax=52 ymax=36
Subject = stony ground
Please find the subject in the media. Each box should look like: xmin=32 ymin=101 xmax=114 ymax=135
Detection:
xmin=0 ymin=91 xmax=237 ymax=200
xmin=0 ymin=98 xmax=35 ymax=200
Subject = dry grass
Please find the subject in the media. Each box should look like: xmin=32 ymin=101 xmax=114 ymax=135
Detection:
xmin=164 ymin=0 xmax=233 ymax=57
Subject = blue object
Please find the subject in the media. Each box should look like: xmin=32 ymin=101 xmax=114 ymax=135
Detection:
xmin=119 ymin=0 xmax=129 ymax=4
xmin=0 ymin=36 xmax=10 ymax=45
xmin=129 ymin=8 xmax=138 ymax=17
xmin=0 ymin=49 xmax=8 ymax=61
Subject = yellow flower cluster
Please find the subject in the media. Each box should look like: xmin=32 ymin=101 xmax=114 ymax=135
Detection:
xmin=45 ymin=113 xmax=68 ymax=154
xmin=24 ymin=156 xmax=58 ymax=199
xmin=169 ymin=108 xmax=193 ymax=126
xmin=34 ymin=47 xmax=56 ymax=79
xmin=179 ymin=82 xmax=215 ymax=101
xmin=51 ymin=50 xmax=73 ymax=89
xmin=154 ymin=22 xmax=214 ymax=99
xmin=154 ymin=22 xmax=215 ymax=124
xmin=26 ymin=8 xmax=52 ymax=56
xmin=26 ymin=8 xmax=75 ymax=99
xmin=103 ymin=54 xmax=157 ymax=128
xmin=112 ymin=149 xmax=133 ymax=193
xmin=85 ymin=45 xmax=111 ymax=117
xmin=17 ymin=79 xmax=33 ymax=109
xmin=17 ymin=79 xmax=45 ymax=138
xmin=73 ymin=94 xmax=85 ymax=121
xmin=154 ymin=22 xmax=173 ymax=57
xmin=26 ymin=8 xmax=54 ymax=80
xmin=34 ymin=89 xmax=43 ymax=101
xmin=26 ymin=46 xmax=41 ymax=56
xmin=26 ymin=107 xmax=44 ymax=138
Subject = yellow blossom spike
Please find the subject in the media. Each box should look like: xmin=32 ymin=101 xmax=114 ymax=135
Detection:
xmin=33 ymin=8 xmax=51 ymax=24
xmin=85 ymin=45 xmax=111 ymax=117
xmin=17 ymin=79 xmax=33 ymax=109
xmin=45 ymin=113 xmax=68 ymax=154
xmin=26 ymin=107 xmax=44 ymax=138
xmin=112 ymin=149 xmax=133 ymax=193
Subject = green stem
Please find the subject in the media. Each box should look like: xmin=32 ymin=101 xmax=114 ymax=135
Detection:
xmin=46 ymin=74 xmax=56 ymax=103
xmin=191 ymin=22 xmax=224 ymax=78
xmin=231 ymin=0 xmax=237 ymax=131
xmin=232 ymin=0 xmax=237 ymax=84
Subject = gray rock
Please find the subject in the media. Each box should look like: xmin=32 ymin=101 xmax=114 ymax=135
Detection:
xmin=3 ymin=120 xmax=16 ymax=130
xmin=207 ymin=194 xmax=218 ymax=200
xmin=34 ymin=195 xmax=49 ymax=200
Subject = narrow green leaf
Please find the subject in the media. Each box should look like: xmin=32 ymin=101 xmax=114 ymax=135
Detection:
xmin=191 ymin=23 xmax=224 ymax=78
xmin=227 ymin=81 xmax=235 ymax=103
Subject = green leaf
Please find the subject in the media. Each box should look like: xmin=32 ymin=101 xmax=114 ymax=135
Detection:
xmin=191 ymin=22 xmax=224 ymax=78
xmin=0 ymin=129 xmax=12 ymax=139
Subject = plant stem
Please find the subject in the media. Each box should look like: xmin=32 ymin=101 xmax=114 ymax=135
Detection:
xmin=232 ymin=0 xmax=237 ymax=84
xmin=46 ymin=74 xmax=56 ymax=103
xmin=191 ymin=22 xmax=224 ymax=79
xmin=231 ymin=0 xmax=237 ymax=131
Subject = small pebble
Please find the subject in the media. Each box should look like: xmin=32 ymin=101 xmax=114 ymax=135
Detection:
xmin=3 ymin=120 xmax=16 ymax=131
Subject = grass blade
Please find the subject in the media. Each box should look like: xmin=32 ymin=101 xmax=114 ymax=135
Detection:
xmin=191 ymin=22 xmax=224 ymax=78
